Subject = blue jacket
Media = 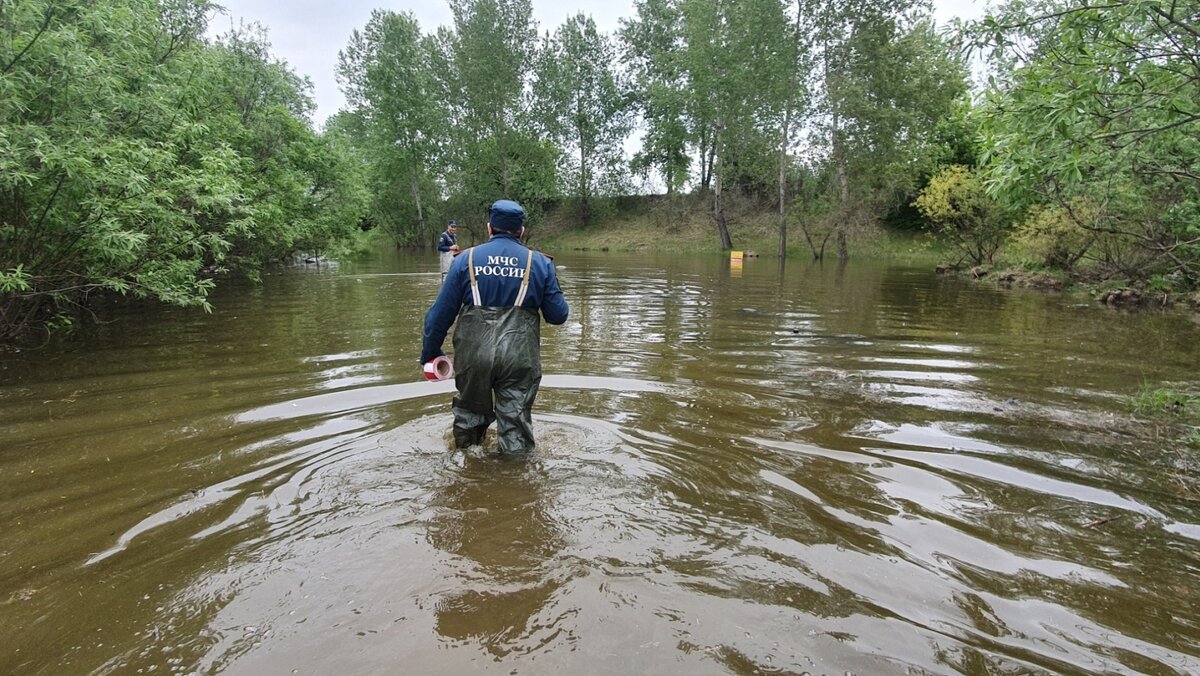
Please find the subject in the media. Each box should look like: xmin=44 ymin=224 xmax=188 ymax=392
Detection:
xmin=421 ymin=233 xmax=568 ymax=362
xmin=437 ymin=230 xmax=457 ymax=252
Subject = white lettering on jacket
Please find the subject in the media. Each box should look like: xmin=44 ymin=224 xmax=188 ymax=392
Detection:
xmin=474 ymin=265 xmax=523 ymax=278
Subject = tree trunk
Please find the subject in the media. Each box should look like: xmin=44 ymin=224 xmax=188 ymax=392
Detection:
xmin=704 ymin=140 xmax=717 ymax=194
xmin=833 ymin=108 xmax=850 ymax=263
xmin=500 ymin=130 xmax=512 ymax=196
xmin=412 ymin=178 xmax=426 ymax=245
xmin=712 ymin=124 xmax=732 ymax=250
xmin=826 ymin=40 xmax=850 ymax=263
xmin=665 ymin=143 xmax=678 ymax=197
xmin=800 ymin=221 xmax=830 ymax=261
xmin=778 ymin=105 xmax=792 ymax=259
xmin=579 ymin=138 xmax=591 ymax=225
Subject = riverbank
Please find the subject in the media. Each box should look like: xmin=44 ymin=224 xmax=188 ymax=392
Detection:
xmin=942 ymin=264 xmax=1200 ymax=315
xmin=532 ymin=194 xmax=946 ymax=263
xmin=533 ymin=197 xmax=1200 ymax=314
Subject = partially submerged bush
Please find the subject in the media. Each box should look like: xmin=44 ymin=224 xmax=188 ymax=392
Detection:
xmin=1012 ymin=204 xmax=1094 ymax=270
xmin=913 ymin=165 xmax=1005 ymax=266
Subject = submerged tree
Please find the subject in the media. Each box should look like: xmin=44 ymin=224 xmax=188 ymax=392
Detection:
xmin=776 ymin=0 xmax=814 ymax=259
xmin=679 ymin=0 xmax=792 ymax=249
xmin=0 ymin=1 xmax=365 ymax=342
xmin=815 ymin=2 xmax=968 ymax=261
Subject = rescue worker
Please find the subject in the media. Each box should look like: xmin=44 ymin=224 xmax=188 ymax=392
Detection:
xmin=437 ymin=220 xmax=460 ymax=280
xmin=421 ymin=200 xmax=569 ymax=453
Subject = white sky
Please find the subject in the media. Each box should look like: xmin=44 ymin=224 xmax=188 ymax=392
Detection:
xmin=207 ymin=0 xmax=990 ymax=128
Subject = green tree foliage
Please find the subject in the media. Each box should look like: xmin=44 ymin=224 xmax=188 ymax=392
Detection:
xmin=1 ymin=0 xmax=235 ymax=337
xmin=444 ymin=0 xmax=559 ymax=216
xmin=0 ymin=0 xmax=366 ymax=341
xmin=337 ymin=10 xmax=446 ymax=245
xmin=971 ymin=0 xmax=1200 ymax=287
xmin=619 ymin=0 xmax=691 ymax=195
xmin=208 ymin=26 xmax=366 ymax=266
xmin=817 ymin=2 xmax=970 ymax=260
xmin=914 ymin=165 xmax=1004 ymax=266
xmin=533 ymin=14 xmax=631 ymax=224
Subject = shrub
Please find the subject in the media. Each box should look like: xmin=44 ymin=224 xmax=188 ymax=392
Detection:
xmin=913 ymin=165 xmax=1005 ymax=266
xmin=1012 ymin=204 xmax=1094 ymax=270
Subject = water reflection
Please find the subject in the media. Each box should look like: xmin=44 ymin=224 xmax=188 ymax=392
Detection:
xmin=3 ymin=250 xmax=1200 ymax=674
xmin=429 ymin=453 xmax=568 ymax=656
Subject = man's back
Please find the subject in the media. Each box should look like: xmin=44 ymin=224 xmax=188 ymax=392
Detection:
xmin=445 ymin=234 xmax=567 ymax=321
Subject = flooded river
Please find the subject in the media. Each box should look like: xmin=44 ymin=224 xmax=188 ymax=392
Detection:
xmin=2 ymin=250 xmax=1199 ymax=674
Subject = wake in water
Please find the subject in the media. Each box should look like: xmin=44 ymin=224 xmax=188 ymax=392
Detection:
xmin=6 ymin=258 xmax=1200 ymax=674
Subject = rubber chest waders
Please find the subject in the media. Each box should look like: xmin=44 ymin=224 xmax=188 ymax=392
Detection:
xmin=451 ymin=248 xmax=542 ymax=453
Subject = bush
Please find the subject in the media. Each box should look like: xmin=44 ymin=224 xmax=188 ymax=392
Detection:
xmin=913 ymin=165 xmax=1005 ymax=266
xmin=1012 ymin=204 xmax=1094 ymax=270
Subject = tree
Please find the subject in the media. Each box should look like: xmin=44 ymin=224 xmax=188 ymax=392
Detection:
xmin=207 ymin=24 xmax=354 ymax=267
xmin=0 ymin=0 xmax=239 ymax=339
xmin=534 ymin=14 xmax=630 ymax=224
xmin=970 ymin=0 xmax=1200 ymax=286
xmin=442 ymin=0 xmax=560 ymax=216
xmin=337 ymin=10 xmax=446 ymax=246
xmin=777 ymin=0 xmax=814 ymax=258
xmin=0 ymin=1 xmax=365 ymax=341
xmin=679 ymin=0 xmax=792 ymax=250
xmin=620 ymin=0 xmax=692 ymax=196
xmin=815 ymin=2 xmax=969 ymax=261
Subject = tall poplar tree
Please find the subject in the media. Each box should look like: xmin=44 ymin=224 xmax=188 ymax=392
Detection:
xmin=534 ymin=14 xmax=630 ymax=224
xmin=444 ymin=0 xmax=559 ymax=214
xmin=815 ymin=1 xmax=966 ymax=261
xmin=620 ymin=0 xmax=691 ymax=195
xmin=337 ymin=10 xmax=445 ymax=245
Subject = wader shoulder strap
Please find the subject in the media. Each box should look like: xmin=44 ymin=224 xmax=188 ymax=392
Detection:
xmin=467 ymin=248 xmax=481 ymax=306
xmin=514 ymin=251 xmax=535 ymax=307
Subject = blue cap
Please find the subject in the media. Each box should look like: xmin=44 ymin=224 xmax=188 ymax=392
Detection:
xmin=488 ymin=200 xmax=525 ymax=232
xmin=448 ymin=219 xmax=457 ymax=227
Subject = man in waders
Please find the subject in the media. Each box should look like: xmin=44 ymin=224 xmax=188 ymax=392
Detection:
xmin=437 ymin=220 xmax=459 ymax=281
xmin=421 ymin=200 xmax=569 ymax=453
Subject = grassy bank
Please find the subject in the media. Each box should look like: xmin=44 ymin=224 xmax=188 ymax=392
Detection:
xmin=531 ymin=194 xmax=947 ymax=263
xmin=944 ymin=261 xmax=1200 ymax=313
xmin=1126 ymin=382 xmax=1200 ymax=499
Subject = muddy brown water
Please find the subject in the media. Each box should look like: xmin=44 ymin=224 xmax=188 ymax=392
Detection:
xmin=2 ymin=250 xmax=1199 ymax=674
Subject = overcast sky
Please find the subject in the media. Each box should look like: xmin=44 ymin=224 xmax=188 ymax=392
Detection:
xmin=206 ymin=0 xmax=990 ymax=127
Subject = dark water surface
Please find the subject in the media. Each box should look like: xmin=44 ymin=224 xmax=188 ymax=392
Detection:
xmin=3 ymin=250 xmax=1200 ymax=674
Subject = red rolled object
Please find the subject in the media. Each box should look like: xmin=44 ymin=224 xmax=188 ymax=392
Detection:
xmin=423 ymin=355 xmax=454 ymax=381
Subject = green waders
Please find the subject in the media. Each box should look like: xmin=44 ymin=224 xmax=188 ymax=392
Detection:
xmin=451 ymin=249 xmax=542 ymax=453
